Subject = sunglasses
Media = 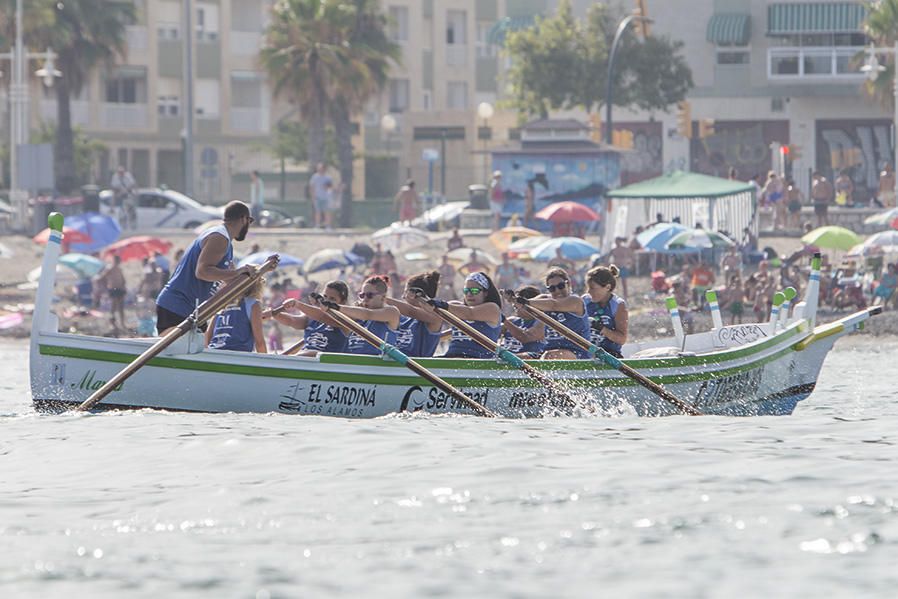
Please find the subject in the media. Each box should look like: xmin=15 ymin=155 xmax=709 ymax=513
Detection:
xmin=358 ymin=291 xmax=383 ymax=299
xmin=546 ymin=281 xmax=567 ymax=292
xmin=463 ymin=287 xmax=483 ymax=296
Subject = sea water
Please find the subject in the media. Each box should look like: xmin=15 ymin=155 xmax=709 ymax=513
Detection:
xmin=2 ymin=337 xmax=897 ymax=598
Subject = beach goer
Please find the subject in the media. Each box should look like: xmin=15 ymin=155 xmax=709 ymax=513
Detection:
xmin=460 ymin=250 xmax=490 ymax=277
xmin=250 ymin=170 xmax=265 ymax=221
xmin=269 ymin=280 xmax=351 ymax=356
xmin=500 ymin=285 xmax=545 ymax=358
xmin=811 ymin=171 xmax=833 ymax=227
xmin=610 ymin=237 xmax=636 ymax=298
xmin=432 ymin=272 xmax=502 ymax=359
xmin=447 ymin=228 xmax=464 ymax=251
xmin=786 ymin=178 xmax=804 ymax=229
xmin=110 ymin=165 xmax=137 ymax=229
xmin=438 ymin=254 xmax=457 ymax=298
xmin=394 ymin=179 xmax=420 ymax=224
xmin=309 ymin=162 xmax=333 ymax=228
xmin=763 ymin=171 xmax=785 ymax=230
xmin=583 ymin=265 xmax=628 ymax=358
xmin=387 ymin=271 xmax=443 ymax=357
xmin=495 ymin=253 xmax=519 ymax=291
xmin=155 ymin=200 xmax=257 ymax=335
xmin=340 ymin=275 xmax=401 ymax=355
xmin=873 ymin=263 xmax=897 ymax=309
xmin=690 ymin=260 xmax=715 ymax=307
xmin=97 ymin=254 xmax=127 ymax=333
xmin=834 ymin=170 xmax=854 ymax=206
xmin=879 ymin=163 xmax=895 ymax=208
xmin=206 ymin=277 xmax=267 ymax=353
xmin=722 ymin=274 xmax=745 ymax=325
xmin=490 ymin=170 xmax=504 ymax=231
xmin=520 ymin=268 xmax=590 ymax=360
xmin=523 ymin=180 xmax=536 ymax=228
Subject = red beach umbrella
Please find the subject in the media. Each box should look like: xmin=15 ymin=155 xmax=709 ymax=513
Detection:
xmin=102 ymin=236 xmax=173 ymax=262
xmin=534 ymin=201 xmax=601 ymax=223
xmin=891 ymin=216 xmax=898 ymax=230
xmin=33 ymin=226 xmax=93 ymax=246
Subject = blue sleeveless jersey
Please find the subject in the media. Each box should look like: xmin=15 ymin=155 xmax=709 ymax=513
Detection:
xmin=157 ymin=225 xmax=233 ymax=317
xmin=501 ymin=316 xmax=545 ymax=355
xmin=444 ymin=318 xmax=501 ymax=359
xmin=583 ymin=293 xmax=625 ymax=357
xmin=347 ymin=319 xmax=398 ymax=355
xmin=208 ymin=298 xmax=256 ymax=352
xmin=543 ymin=303 xmax=591 ymax=359
xmin=304 ymin=319 xmax=349 ymax=353
xmin=395 ymin=316 xmax=441 ymax=358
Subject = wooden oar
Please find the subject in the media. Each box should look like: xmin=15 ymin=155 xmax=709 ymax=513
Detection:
xmin=425 ymin=298 xmax=579 ymax=412
xmin=282 ymin=338 xmax=306 ymax=355
xmin=77 ymin=256 xmax=280 ymax=411
xmin=507 ymin=294 xmax=703 ymax=416
xmin=313 ymin=296 xmax=496 ymax=418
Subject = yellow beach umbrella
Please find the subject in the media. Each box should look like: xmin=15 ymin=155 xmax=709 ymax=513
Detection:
xmin=488 ymin=226 xmax=543 ymax=251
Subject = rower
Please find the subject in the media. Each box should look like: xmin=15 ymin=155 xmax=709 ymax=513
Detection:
xmin=268 ymin=280 xmax=350 ymax=356
xmin=500 ymin=285 xmax=545 ymax=358
xmin=340 ymin=275 xmax=401 ymax=355
xmin=583 ymin=264 xmax=628 ymax=359
xmin=522 ymin=268 xmax=590 ymax=360
xmin=205 ymin=277 xmax=267 ymax=353
xmin=386 ymin=271 xmax=444 ymax=357
xmin=431 ymin=272 xmax=502 ymax=359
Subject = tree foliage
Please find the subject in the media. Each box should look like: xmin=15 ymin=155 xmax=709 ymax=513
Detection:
xmin=504 ymin=0 xmax=693 ymax=119
xmin=863 ymin=0 xmax=898 ymax=111
xmin=33 ymin=123 xmax=106 ymax=186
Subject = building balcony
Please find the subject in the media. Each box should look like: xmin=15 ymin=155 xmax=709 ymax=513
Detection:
xmin=126 ymin=25 xmax=148 ymax=52
xmin=230 ymin=31 xmax=261 ymax=56
xmin=767 ymin=46 xmax=866 ymax=81
xmin=39 ymin=99 xmax=90 ymax=127
xmin=230 ymin=107 xmax=269 ymax=133
xmin=101 ymin=102 xmax=149 ymax=129
xmin=446 ymin=44 xmax=467 ymax=67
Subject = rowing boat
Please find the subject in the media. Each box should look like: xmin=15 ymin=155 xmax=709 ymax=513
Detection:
xmin=29 ymin=215 xmax=878 ymax=417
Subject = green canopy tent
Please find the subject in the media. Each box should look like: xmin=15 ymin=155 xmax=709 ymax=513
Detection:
xmin=605 ymin=171 xmax=757 ymax=250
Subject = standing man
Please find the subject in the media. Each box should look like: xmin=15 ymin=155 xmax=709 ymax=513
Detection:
xmin=155 ymin=201 xmax=259 ymax=335
xmin=110 ymin=165 xmax=137 ymax=229
xmin=309 ymin=162 xmax=333 ymax=229
xmin=811 ymin=171 xmax=834 ymax=227
xmin=394 ymin=179 xmax=420 ymax=224
xmin=250 ymin=170 xmax=265 ymax=222
xmin=879 ymin=163 xmax=895 ymax=208
xmin=97 ymin=254 xmax=127 ymax=334
xmin=489 ymin=170 xmax=504 ymax=231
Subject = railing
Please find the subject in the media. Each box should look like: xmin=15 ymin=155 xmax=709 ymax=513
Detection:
xmin=768 ymin=46 xmax=866 ymax=80
xmin=446 ymin=44 xmax=467 ymax=67
xmin=230 ymin=107 xmax=269 ymax=133
xmin=230 ymin=31 xmax=261 ymax=56
xmin=101 ymin=103 xmax=149 ymax=129
xmin=126 ymin=25 xmax=148 ymax=51
xmin=39 ymin=100 xmax=90 ymax=126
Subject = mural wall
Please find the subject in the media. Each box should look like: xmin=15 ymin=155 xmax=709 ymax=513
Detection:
xmin=613 ymin=121 xmax=664 ymax=186
xmin=691 ymin=120 xmax=790 ymax=180
xmin=815 ymin=119 xmax=894 ymax=203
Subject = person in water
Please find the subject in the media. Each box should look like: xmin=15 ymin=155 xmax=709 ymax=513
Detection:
xmin=583 ymin=264 xmax=628 ymax=358
xmin=430 ymin=271 xmax=502 ymax=359
xmin=386 ymin=270 xmax=444 ymax=358
xmin=500 ymin=284 xmax=545 ymax=358
xmin=519 ymin=268 xmax=590 ymax=360
xmin=205 ymin=277 xmax=267 ymax=353
xmin=268 ymin=280 xmax=351 ymax=356
xmin=339 ymin=275 xmax=401 ymax=355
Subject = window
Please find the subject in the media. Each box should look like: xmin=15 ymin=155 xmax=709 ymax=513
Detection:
xmin=196 ymin=2 xmax=219 ymax=42
xmin=422 ymin=90 xmax=432 ymax=111
xmin=105 ymin=68 xmax=147 ymax=103
xmin=447 ymin=81 xmax=467 ymax=110
xmin=389 ymin=79 xmax=410 ymax=113
xmin=157 ymin=95 xmax=179 ymax=116
xmin=716 ymin=44 xmax=750 ymax=65
xmin=156 ymin=77 xmax=180 ymax=116
xmin=446 ymin=10 xmax=467 ymax=44
xmin=476 ymin=22 xmax=496 ymax=58
xmin=195 ymin=79 xmax=220 ymax=117
xmin=157 ymin=1 xmax=180 ymax=39
xmin=388 ymin=6 xmax=408 ymax=42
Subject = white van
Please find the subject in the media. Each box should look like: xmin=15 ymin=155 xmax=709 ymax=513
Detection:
xmin=99 ymin=188 xmax=222 ymax=230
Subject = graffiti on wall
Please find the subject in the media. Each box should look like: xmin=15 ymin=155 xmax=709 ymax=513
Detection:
xmin=691 ymin=121 xmax=790 ymax=180
xmin=614 ymin=122 xmax=663 ymax=186
xmin=816 ymin=119 xmax=894 ymax=203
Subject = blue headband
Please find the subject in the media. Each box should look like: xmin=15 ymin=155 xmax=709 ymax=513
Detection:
xmin=468 ymin=272 xmax=490 ymax=290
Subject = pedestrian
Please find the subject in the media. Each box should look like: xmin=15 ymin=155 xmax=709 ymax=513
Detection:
xmin=785 ymin=178 xmax=804 ymax=230
xmin=97 ymin=254 xmax=127 ymax=334
xmin=110 ymin=165 xmax=137 ymax=230
xmin=763 ymin=171 xmax=785 ymax=230
xmin=878 ymin=163 xmax=895 ymax=208
xmin=309 ymin=162 xmax=333 ymax=228
xmin=250 ymin=170 xmax=265 ymax=221
xmin=834 ymin=169 xmax=854 ymax=207
xmin=447 ymin=227 xmax=464 ymax=251
xmin=394 ymin=179 xmax=420 ymax=224
xmin=811 ymin=171 xmax=834 ymax=227
xmin=489 ymin=170 xmax=504 ymax=231
xmin=155 ymin=200 xmax=259 ymax=335
xmin=609 ymin=237 xmax=636 ymax=298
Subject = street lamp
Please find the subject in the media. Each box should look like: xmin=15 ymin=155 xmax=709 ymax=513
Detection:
xmin=477 ymin=101 xmax=494 ymax=183
xmin=604 ymin=13 xmax=652 ymax=145
xmin=862 ymin=43 xmax=898 ymax=202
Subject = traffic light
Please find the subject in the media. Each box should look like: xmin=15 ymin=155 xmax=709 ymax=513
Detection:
xmin=698 ymin=119 xmax=715 ymax=139
xmin=676 ymin=101 xmax=692 ymax=139
xmin=589 ymin=112 xmax=602 ymax=143
xmin=612 ymin=129 xmax=634 ymax=149
xmin=786 ymin=144 xmax=802 ymax=162
xmin=634 ymin=0 xmax=651 ymax=37
xmin=780 ymin=144 xmax=790 ymax=161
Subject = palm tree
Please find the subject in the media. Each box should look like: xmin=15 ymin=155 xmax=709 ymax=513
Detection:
xmin=864 ymin=0 xmax=898 ymax=111
xmin=30 ymin=0 xmax=135 ymax=192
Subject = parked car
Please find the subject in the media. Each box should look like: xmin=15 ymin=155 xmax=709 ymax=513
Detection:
xmin=99 ymin=188 xmax=222 ymax=229
xmin=257 ymin=207 xmax=304 ymax=228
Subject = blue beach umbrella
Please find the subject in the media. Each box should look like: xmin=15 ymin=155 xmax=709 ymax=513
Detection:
xmin=528 ymin=236 xmax=599 ymax=261
xmin=635 ymin=222 xmax=690 ymax=251
xmin=304 ymin=249 xmax=365 ymax=274
xmin=59 ymin=253 xmax=105 ymax=278
xmin=66 ymin=212 xmax=121 ymax=253
xmin=239 ymin=251 xmax=303 ymax=268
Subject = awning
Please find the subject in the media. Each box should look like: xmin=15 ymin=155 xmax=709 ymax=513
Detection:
xmin=487 ymin=16 xmax=537 ymax=46
xmin=706 ymin=14 xmax=752 ymax=45
xmin=607 ymin=171 xmax=755 ymax=200
xmin=767 ymin=2 xmax=867 ymax=35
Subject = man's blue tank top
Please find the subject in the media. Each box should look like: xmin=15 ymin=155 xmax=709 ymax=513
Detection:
xmin=208 ymin=298 xmax=256 ymax=352
xmin=347 ymin=319 xmax=398 ymax=355
xmin=543 ymin=303 xmax=591 ymax=358
xmin=444 ymin=318 xmax=501 ymax=359
xmin=157 ymin=225 xmax=233 ymax=317
xmin=395 ymin=316 xmax=441 ymax=358
xmin=304 ymin=319 xmax=349 ymax=353
xmin=501 ymin=316 xmax=545 ymax=355
xmin=583 ymin=293 xmax=625 ymax=356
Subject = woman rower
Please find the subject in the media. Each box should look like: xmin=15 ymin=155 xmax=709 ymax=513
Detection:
xmin=340 ymin=275 xmax=401 ymax=355
xmin=268 ymin=280 xmax=351 ymax=356
xmin=522 ymin=268 xmax=590 ymax=359
xmin=500 ymin=285 xmax=545 ymax=358
xmin=386 ymin=271 xmax=444 ymax=357
xmin=205 ymin=277 xmax=267 ymax=353
xmin=432 ymin=271 xmax=502 ymax=359
xmin=583 ymin=265 xmax=629 ymax=358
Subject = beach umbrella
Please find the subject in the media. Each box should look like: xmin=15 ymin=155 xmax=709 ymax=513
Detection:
xmin=371 ymin=224 xmax=430 ymax=251
xmin=800 ymin=226 xmax=862 ymax=251
xmin=535 ymin=201 xmax=600 ymax=223
xmin=506 ymin=235 xmax=551 ymax=259
xmin=489 ymin=226 xmax=543 ymax=251
xmin=665 ymin=228 xmax=736 ymax=250
xmin=65 ymin=212 xmax=121 ymax=253
xmin=445 ymin=247 xmax=500 ymax=266
xmin=305 ymin=249 xmax=365 ymax=274
xmin=28 ymin=264 xmax=82 ymax=285
xmin=239 ymin=251 xmax=303 ymax=268
xmin=33 ymin=226 xmax=93 ymax=246
xmin=847 ymin=230 xmax=898 ymax=257
xmin=863 ymin=207 xmax=898 ymax=227
xmin=892 ymin=216 xmax=898 ymax=231
xmin=59 ymin=253 xmax=105 ymax=278
xmin=635 ymin=222 xmax=689 ymax=251
xmin=102 ymin=236 xmax=173 ymax=262
xmin=411 ymin=201 xmax=469 ymax=228
xmin=528 ymin=236 xmax=599 ymax=261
